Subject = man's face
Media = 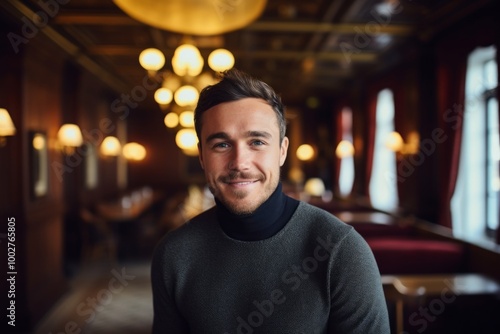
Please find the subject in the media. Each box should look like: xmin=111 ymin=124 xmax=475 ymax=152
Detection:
xmin=198 ymin=98 xmax=288 ymax=215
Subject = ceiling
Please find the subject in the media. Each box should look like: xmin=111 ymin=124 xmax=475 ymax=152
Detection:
xmin=1 ymin=0 xmax=494 ymax=107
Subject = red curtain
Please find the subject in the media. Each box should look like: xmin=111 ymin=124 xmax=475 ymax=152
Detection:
xmin=364 ymin=88 xmax=378 ymax=198
xmin=435 ymin=50 xmax=466 ymax=228
xmin=436 ymin=15 xmax=499 ymax=228
xmin=333 ymin=103 xmax=343 ymax=194
xmin=496 ymin=34 xmax=500 ymax=244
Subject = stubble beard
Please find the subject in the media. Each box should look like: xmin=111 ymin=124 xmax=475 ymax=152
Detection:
xmin=209 ymin=171 xmax=272 ymax=215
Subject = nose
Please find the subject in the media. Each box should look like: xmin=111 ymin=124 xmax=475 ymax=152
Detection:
xmin=228 ymin=144 xmax=249 ymax=171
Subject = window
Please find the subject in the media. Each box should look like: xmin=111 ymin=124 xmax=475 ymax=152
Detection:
xmin=451 ymin=46 xmax=498 ymax=241
xmin=369 ymin=89 xmax=399 ymax=212
xmin=337 ymin=107 xmax=354 ymax=197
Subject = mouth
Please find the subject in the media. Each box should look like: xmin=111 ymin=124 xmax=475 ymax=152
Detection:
xmin=220 ymin=173 xmax=261 ymax=188
xmin=225 ymin=179 xmax=258 ymax=187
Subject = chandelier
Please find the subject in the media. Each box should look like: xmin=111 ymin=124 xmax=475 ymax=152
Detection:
xmin=139 ymin=44 xmax=235 ymax=156
xmin=113 ymin=0 xmax=267 ymax=36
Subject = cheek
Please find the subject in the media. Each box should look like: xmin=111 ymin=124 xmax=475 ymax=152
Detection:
xmin=203 ymin=157 xmax=225 ymax=176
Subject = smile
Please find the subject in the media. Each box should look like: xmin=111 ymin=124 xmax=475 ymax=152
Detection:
xmin=226 ymin=180 xmax=258 ymax=186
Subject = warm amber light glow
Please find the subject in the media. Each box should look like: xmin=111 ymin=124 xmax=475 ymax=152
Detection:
xmin=385 ymin=131 xmax=420 ymax=155
xmin=58 ymin=124 xmax=83 ymax=148
xmin=139 ymin=48 xmax=165 ymax=71
xmin=0 ymin=108 xmax=16 ymax=137
xmin=175 ymin=128 xmax=198 ymax=155
xmin=33 ymin=133 xmax=46 ymax=150
xmin=179 ymin=111 xmax=194 ymax=128
xmin=385 ymin=131 xmax=404 ymax=152
xmin=335 ymin=140 xmax=355 ymax=159
xmin=113 ymin=0 xmax=267 ymax=36
xmin=172 ymin=44 xmax=203 ymax=77
xmin=100 ymin=136 xmax=121 ymax=156
xmin=296 ymin=144 xmax=314 ymax=161
xmin=164 ymin=113 xmax=179 ymax=128
xmin=405 ymin=131 xmax=420 ymax=154
xmin=154 ymin=88 xmax=173 ymax=105
xmin=123 ymin=142 xmax=146 ymax=161
xmin=304 ymin=178 xmax=325 ymax=197
xmin=208 ymin=49 xmax=235 ymax=72
xmin=174 ymin=85 xmax=199 ymax=106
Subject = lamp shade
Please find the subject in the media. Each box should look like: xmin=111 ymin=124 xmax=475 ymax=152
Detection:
xmin=113 ymin=0 xmax=267 ymax=36
xmin=139 ymin=48 xmax=165 ymax=71
xmin=174 ymin=85 xmax=199 ymax=106
xmin=154 ymin=88 xmax=173 ymax=105
xmin=100 ymin=136 xmax=121 ymax=156
xmin=172 ymin=44 xmax=204 ymax=77
xmin=123 ymin=142 xmax=146 ymax=161
xmin=179 ymin=111 xmax=194 ymax=128
xmin=304 ymin=178 xmax=326 ymax=197
xmin=0 ymin=108 xmax=16 ymax=136
xmin=164 ymin=112 xmax=179 ymax=128
xmin=58 ymin=124 xmax=83 ymax=147
xmin=208 ymin=49 xmax=235 ymax=72
xmin=175 ymin=128 xmax=198 ymax=154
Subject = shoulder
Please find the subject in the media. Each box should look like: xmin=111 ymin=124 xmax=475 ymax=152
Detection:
xmin=291 ymin=201 xmax=354 ymax=241
xmin=153 ymin=207 xmax=218 ymax=260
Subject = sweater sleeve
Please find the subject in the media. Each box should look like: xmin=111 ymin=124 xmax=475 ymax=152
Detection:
xmin=150 ymin=242 xmax=190 ymax=334
xmin=327 ymin=229 xmax=390 ymax=334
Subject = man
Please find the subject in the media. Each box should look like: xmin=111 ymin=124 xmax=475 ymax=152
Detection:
xmin=151 ymin=69 xmax=390 ymax=333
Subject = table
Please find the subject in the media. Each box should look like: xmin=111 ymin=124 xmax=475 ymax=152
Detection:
xmin=96 ymin=187 xmax=163 ymax=223
xmin=383 ymin=274 xmax=500 ymax=333
xmin=95 ymin=187 xmax=164 ymax=260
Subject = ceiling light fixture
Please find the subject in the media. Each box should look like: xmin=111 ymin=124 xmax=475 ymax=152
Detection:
xmin=139 ymin=43 xmax=234 ymax=156
xmin=113 ymin=0 xmax=267 ymax=36
xmin=139 ymin=45 xmax=234 ymax=111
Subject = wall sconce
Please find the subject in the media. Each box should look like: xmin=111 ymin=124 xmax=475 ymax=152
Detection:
xmin=57 ymin=123 xmax=83 ymax=154
xmin=296 ymin=144 xmax=315 ymax=161
xmin=0 ymin=108 xmax=16 ymax=146
xmin=123 ymin=142 xmax=146 ymax=161
xmin=100 ymin=136 xmax=121 ymax=156
xmin=385 ymin=131 xmax=420 ymax=156
xmin=335 ymin=140 xmax=355 ymax=159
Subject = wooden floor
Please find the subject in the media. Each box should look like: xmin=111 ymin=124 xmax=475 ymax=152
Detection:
xmin=34 ymin=261 xmax=153 ymax=334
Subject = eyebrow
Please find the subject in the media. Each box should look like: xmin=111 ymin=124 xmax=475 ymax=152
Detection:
xmin=205 ymin=131 xmax=272 ymax=144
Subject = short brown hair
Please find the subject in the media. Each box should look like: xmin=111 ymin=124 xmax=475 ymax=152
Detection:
xmin=194 ymin=69 xmax=286 ymax=144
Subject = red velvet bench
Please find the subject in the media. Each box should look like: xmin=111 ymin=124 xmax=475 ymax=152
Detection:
xmin=366 ymin=238 xmax=466 ymax=275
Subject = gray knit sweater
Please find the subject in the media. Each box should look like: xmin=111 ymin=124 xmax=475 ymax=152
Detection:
xmin=151 ymin=201 xmax=390 ymax=333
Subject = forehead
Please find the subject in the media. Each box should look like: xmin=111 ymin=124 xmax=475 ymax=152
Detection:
xmin=200 ymin=98 xmax=279 ymax=136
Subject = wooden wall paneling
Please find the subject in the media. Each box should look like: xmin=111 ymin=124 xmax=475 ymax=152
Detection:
xmin=22 ymin=35 xmax=67 ymax=327
xmin=126 ymin=103 xmax=184 ymax=190
xmin=0 ymin=24 xmax=29 ymax=333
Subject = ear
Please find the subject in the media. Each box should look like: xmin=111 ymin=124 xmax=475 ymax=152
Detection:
xmin=197 ymin=143 xmax=205 ymax=170
xmin=279 ymin=136 xmax=289 ymax=167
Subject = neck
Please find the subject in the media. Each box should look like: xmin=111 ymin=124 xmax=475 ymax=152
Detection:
xmin=216 ymin=183 xmax=299 ymax=241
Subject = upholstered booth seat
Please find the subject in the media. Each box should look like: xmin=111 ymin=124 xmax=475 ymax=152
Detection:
xmin=351 ymin=223 xmax=415 ymax=239
xmin=366 ymin=238 xmax=466 ymax=275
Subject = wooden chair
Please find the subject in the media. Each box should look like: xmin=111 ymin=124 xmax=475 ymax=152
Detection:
xmin=80 ymin=208 xmax=117 ymax=265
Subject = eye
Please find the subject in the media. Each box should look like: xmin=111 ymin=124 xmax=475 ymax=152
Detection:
xmin=212 ymin=142 xmax=230 ymax=150
xmin=251 ymin=140 xmax=266 ymax=146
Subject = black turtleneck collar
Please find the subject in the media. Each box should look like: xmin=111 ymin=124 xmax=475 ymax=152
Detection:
xmin=216 ymin=183 xmax=299 ymax=241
